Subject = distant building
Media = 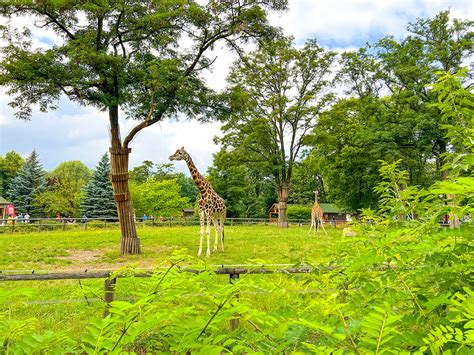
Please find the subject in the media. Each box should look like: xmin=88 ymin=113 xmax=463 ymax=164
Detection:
xmin=318 ymin=203 xmax=346 ymax=222
xmin=268 ymin=202 xmax=347 ymax=223
xmin=0 ymin=196 xmax=13 ymax=220
xmin=182 ymin=208 xmax=195 ymax=218
xmin=268 ymin=203 xmax=279 ymax=223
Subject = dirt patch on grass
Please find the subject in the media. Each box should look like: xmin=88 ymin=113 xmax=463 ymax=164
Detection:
xmin=57 ymin=249 xmax=102 ymax=263
xmin=53 ymin=248 xmax=171 ymax=272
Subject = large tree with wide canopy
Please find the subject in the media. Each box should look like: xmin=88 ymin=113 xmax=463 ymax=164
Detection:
xmin=0 ymin=0 xmax=287 ymax=254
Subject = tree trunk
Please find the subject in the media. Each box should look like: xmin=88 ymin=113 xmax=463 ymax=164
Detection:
xmin=109 ymin=147 xmax=141 ymax=254
xmin=442 ymin=169 xmax=460 ymax=229
xmin=277 ymin=183 xmax=289 ymax=228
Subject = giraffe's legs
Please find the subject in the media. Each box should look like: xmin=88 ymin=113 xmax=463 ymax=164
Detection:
xmin=318 ymin=218 xmax=328 ymax=235
xmin=206 ymin=214 xmax=212 ymax=256
xmin=307 ymin=218 xmax=314 ymax=235
xmin=219 ymin=215 xmax=225 ymax=251
xmin=212 ymin=218 xmax=219 ymax=252
xmin=198 ymin=210 xmax=205 ymax=257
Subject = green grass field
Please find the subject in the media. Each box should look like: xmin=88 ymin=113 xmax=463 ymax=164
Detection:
xmin=0 ymin=224 xmax=340 ymax=336
xmin=0 ymin=224 xmax=340 ymax=271
xmin=0 ymin=223 xmax=472 ymax=352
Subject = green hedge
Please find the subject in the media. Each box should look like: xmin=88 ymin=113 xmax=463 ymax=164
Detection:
xmin=286 ymin=205 xmax=311 ymax=220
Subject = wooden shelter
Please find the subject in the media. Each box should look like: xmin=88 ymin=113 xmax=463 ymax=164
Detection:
xmin=318 ymin=203 xmax=345 ymax=222
xmin=268 ymin=203 xmax=279 ymax=223
xmin=182 ymin=208 xmax=195 ymax=218
xmin=0 ymin=196 xmax=12 ymax=220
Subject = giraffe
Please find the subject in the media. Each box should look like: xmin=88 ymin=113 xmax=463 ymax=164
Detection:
xmin=308 ymin=190 xmax=327 ymax=235
xmin=169 ymin=147 xmax=226 ymax=256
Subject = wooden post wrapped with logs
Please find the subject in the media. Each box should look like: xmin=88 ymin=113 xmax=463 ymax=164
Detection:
xmin=109 ymin=147 xmax=141 ymax=255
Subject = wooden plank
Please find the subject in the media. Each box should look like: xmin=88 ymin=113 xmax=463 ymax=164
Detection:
xmin=0 ymin=266 xmax=341 ymax=282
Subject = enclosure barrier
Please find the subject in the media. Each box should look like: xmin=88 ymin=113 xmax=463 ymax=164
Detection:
xmin=0 ymin=265 xmax=343 ymax=319
xmin=0 ymin=216 xmax=346 ymax=234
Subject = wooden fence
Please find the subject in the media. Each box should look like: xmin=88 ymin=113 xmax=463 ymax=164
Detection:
xmin=0 ymin=265 xmax=339 ymax=319
xmin=0 ymin=217 xmax=346 ymax=234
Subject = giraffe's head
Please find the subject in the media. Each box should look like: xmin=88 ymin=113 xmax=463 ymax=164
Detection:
xmin=169 ymin=147 xmax=189 ymax=161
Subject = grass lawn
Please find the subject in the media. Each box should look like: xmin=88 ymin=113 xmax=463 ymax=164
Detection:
xmin=0 ymin=224 xmax=341 ymax=336
xmin=2 ymin=224 xmax=470 ymax=349
xmin=0 ymin=224 xmax=341 ymax=271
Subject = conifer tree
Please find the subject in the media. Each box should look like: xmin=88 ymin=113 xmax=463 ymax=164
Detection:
xmin=7 ymin=150 xmax=45 ymax=214
xmin=80 ymin=153 xmax=117 ymax=218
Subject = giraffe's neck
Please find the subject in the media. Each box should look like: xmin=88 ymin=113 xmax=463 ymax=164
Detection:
xmin=185 ymin=156 xmax=208 ymax=194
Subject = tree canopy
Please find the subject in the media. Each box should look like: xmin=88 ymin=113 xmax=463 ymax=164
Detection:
xmin=80 ymin=153 xmax=117 ymax=218
xmin=7 ymin=150 xmax=46 ymax=215
xmin=218 ymin=36 xmax=335 ymax=225
xmin=35 ymin=161 xmax=92 ymax=217
xmin=0 ymin=0 xmax=288 ymax=253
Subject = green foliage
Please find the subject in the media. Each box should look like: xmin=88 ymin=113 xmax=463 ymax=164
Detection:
xmin=359 ymin=305 xmax=402 ymax=353
xmin=218 ymin=36 xmax=335 ymax=220
xmin=80 ymin=153 xmax=117 ymax=218
xmin=7 ymin=150 xmax=46 ymax=215
xmin=130 ymin=178 xmax=190 ymax=217
xmin=286 ymin=204 xmax=311 ymax=220
xmin=308 ymin=11 xmax=473 ymax=212
xmin=130 ymin=161 xmax=199 ymax=205
xmin=430 ymin=68 xmax=473 ymax=176
xmin=0 ymin=150 xmax=24 ymax=197
xmin=207 ymin=151 xmax=276 ymax=218
xmin=421 ymin=289 xmax=474 ymax=354
xmin=35 ymin=161 xmax=92 ymax=217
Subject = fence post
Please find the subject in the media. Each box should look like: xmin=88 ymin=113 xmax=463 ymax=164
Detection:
xmin=229 ymin=272 xmax=240 ymax=330
xmin=103 ymin=277 xmax=117 ymax=318
xmin=11 ymin=219 xmax=15 ymax=233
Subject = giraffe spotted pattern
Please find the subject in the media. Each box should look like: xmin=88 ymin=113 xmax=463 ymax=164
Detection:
xmin=169 ymin=147 xmax=227 ymax=256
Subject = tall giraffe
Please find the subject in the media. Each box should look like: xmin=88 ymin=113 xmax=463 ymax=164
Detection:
xmin=308 ymin=190 xmax=327 ymax=235
xmin=169 ymin=147 xmax=226 ymax=256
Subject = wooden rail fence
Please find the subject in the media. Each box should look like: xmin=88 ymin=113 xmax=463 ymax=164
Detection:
xmin=0 ymin=265 xmax=339 ymax=316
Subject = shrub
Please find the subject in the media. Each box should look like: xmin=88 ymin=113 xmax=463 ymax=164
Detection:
xmin=287 ymin=205 xmax=311 ymax=220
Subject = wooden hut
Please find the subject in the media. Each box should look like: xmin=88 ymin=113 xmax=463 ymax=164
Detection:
xmin=319 ymin=203 xmax=346 ymax=224
xmin=182 ymin=208 xmax=195 ymax=219
xmin=268 ymin=203 xmax=279 ymax=223
xmin=0 ymin=196 xmax=12 ymax=220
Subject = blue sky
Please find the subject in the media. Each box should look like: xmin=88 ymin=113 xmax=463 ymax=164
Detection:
xmin=0 ymin=0 xmax=472 ymax=174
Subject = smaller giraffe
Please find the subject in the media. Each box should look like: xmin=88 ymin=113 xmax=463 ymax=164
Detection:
xmin=308 ymin=190 xmax=327 ymax=235
xmin=169 ymin=147 xmax=226 ymax=256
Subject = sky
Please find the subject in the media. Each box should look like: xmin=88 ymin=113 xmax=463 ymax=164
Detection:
xmin=0 ymin=0 xmax=472 ymax=175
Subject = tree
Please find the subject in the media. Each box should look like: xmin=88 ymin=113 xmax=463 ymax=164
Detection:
xmin=130 ymin=161 xmax=199 ymax=204
xmin=207 ymin=151 xmax=276 ymax=218
xmin=36 ymin=161 xmax=91 ymax=217
xmin=130 ymin=178 xmax=190 ymax=217
xmin=0 ymin=150 xmax=25 ymax=197
xmin=0 ymin=0 xmax=287 ymax=254
xmin=430 ymin=68 xmax=474 ymax=228
xmin=287 ymin=151 xmax=325 ymax=205
xmin=129 ymin=161 xmax=156 ymax=185
xmin=309 ymin=98 xmax=383 ymax=210
xmin=310 ymin=11 xmax=473 ymax=211
xmin=7 ymin=150 xmax=46 ymax=215
xmin=80 ymin=153 xmax=117 ymax=219
xmin=218 ymin=37 xmax=335 ymax=226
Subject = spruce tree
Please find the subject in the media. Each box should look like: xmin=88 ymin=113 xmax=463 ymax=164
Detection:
xmin=80 ymin=153 xmax=117 ymax=218
xmin=7 ymin=150 xmax=46 ymax=215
